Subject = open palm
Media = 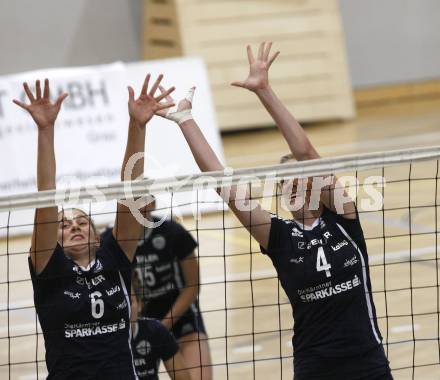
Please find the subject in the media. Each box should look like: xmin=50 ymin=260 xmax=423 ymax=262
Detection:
xmin=13 ymin=79 xmax=68 ymax=129
xmin=231 ymin=42 xmax=280 ymax=92
xmin=128 ymin=74 xmax=175 ymax=125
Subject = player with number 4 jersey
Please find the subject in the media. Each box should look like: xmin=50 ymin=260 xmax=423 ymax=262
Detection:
xmin=157 ymin=42 xmax=392 ymax=379
xmin=261 ymin=207 xmax=389 ymax=379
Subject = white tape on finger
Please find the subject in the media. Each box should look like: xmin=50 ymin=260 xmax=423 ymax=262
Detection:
xmin=164 ymin=87 xmax=195 ymax=124
xmin=185 ymin=87 xmax=195 ymax=103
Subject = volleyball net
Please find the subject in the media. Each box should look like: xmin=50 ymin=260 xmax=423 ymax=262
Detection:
xmin=0 ymin=146 xmax=439 ymax=379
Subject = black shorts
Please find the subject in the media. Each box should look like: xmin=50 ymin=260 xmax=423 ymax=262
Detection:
xmin=171 ymin=304 xmax=207 ymax=340
xmin=369 ymin=371 xmax=393 ymax=380
xmin=294 ymin=345 xmax=392 ymax=380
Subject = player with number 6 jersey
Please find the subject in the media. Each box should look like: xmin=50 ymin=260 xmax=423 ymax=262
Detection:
xmin=19 ymin=75 xmax=176 ymax=379
xmin=30 ymin=222 xmax=138 ymax=378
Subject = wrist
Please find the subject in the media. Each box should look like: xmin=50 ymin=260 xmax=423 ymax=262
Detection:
xmin=37 ymin=122 xmax=55 ymax=131
xmin=166 ymin=109 xmax=193 ymax=125
xmin=129 ymin=117 xmax=146 ymax=129
xmin=178 ymin=117 xmax=195 ymax=128
xmin=254 ymin=84 xmax=272 ymax=97
xmin=37 ymin=127 xmax=55 ymax=142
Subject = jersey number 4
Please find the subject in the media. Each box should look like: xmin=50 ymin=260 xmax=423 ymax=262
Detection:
xmin=316 ymin=247 xmax=332 ymax=278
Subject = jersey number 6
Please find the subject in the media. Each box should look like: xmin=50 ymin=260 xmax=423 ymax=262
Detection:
xmin=316 ymin=247 xmax=332 ymax=278
xmin=91 ymin=291 xmax=105 ymax=319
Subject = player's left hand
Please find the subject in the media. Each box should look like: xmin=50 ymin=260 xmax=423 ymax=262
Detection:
xmin=128 ymin=74 xmax=175 ymax=126
xmin=231 ymin=42 xmax=280 ymax=92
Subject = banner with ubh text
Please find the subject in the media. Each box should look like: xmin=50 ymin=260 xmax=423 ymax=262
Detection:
xmin=0 ymin=58 xmax=224 ymax=236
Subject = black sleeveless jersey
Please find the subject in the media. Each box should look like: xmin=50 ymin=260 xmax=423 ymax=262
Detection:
xmin=133 ymin=218 xmax=198 ymax=318
xmin=29 ymin=234 xmax=138 ymax=380
xmin=262 ymin=206 xmax=387 ymax=378
xmin=132 ymin=318 xmax=179 ymax=380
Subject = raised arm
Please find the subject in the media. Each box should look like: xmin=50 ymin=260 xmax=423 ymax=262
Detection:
xmin=157 ymin=87 xmax=272 ymax=249
xmin=231 ymin=42 xmax=319 ymax=161
xmin=114 ymin=74 xmax=175 ymax=260
xmin=232 ymin=42 xmax=356 ymax=219
xmin=13 ymin=79 xmax=68 ymax=274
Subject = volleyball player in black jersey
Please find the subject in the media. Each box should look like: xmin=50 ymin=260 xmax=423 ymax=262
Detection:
xmin=157 ymin=43 xmax=392 ymax=379
xmin=130 ymin=272 xmax=191 ymax=380
xmin=14 ymin=76 xmax=175 ymax=379
xmin=102 ymin=198 xmax=212 ymax=380
xmin=137 ymin=200 xmax=212 ymax=380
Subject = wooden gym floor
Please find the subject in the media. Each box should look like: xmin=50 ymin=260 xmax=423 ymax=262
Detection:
xmin=1 ymin=92 xmax=440 ymax=379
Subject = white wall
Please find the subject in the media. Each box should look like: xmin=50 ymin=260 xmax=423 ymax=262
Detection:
xmin=0 ymin=0 xmax=142 ymax=75
xmin=1 ymin=1 xmax=439 ymax=87
xmin=339 ymin=0 xmax=440 ymax=87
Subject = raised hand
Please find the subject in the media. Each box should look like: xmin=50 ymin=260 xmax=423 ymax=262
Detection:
xmin=128 ymin=74 xmax=175 ymax=126
xmin=231 ymin=42 xmax=280 ymax=92
xmin=13 ymin=79 xmax=68 ymax=129
xmin=156 ymin=85 xmax=195 ymax=125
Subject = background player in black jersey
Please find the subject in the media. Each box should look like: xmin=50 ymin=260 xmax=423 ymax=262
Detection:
xmin=15 ymin=76 xmax=175 ymax=379
xmin=156 ymin=43 xmax=393 ymax=380
xmin=130 ymin=272 xmax=192 ymax=380
xmin=103 ymin=198 xmax=213 ymax=380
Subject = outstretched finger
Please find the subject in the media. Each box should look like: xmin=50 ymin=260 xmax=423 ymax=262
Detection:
xmin=149 ymin=74 xmax=163 ymax=97
xmin=43 ymin=78 xmax=50 ymax=99
xmin=155 ymin=85 xmax=175 ymax=102
xmin=156 ymin=101 xmax=175 ymax=112
xmin=23 ymin=82 xmax=35 ymax=102
xmin=246 ymin=45 xmax=255 ymax=64
xmin=141 ymin=74 xmax=151 ymax=95
xmin=36 ymin=80 xmax=42 ymax=100
xmin=268 ymin=51 xmax=280 ymax=67
xmin=263 ymin=42 xmax=272 ymax=61
xmin=127 ymin=86 xmax=135 ymax=102
xmin=185 ymin=87 xmax=196 ymax=103
xmin=12 ymin=99 xmax=29 ymax=110
xmin=55 ymin=93 xmax=69 ymax=107
xmin=257 ymin=42 xmax=265 ymax=60
xmin=159 ymin=85 xmax=174 ymax=102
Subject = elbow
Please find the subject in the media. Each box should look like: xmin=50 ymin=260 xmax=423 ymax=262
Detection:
xmin=189 ymin=283 xmax=200 ymax=299
xmin=194 ymin=284 xmax=200 ymax=297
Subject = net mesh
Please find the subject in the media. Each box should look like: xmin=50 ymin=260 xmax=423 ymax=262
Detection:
xmin=0 ymin=147 xmax=440 ymax=379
